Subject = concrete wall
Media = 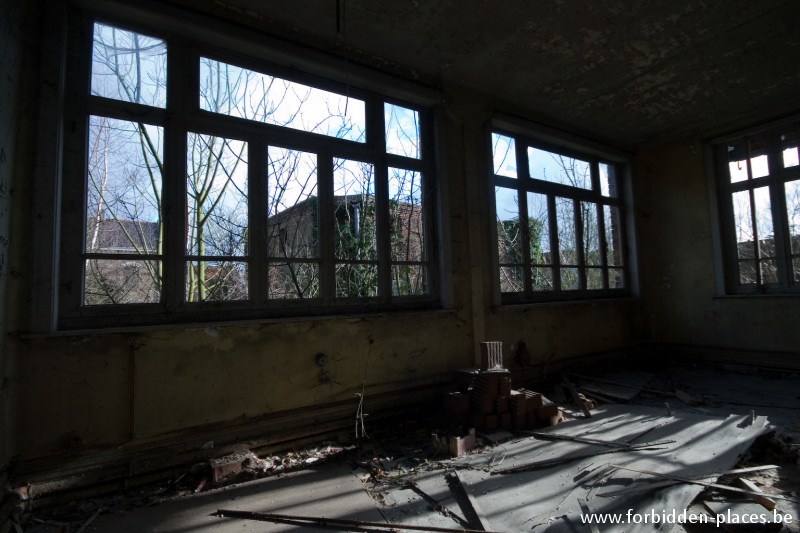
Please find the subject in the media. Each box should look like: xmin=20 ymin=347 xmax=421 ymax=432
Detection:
xmin=636 ymin=140 xmax=800 ymax=362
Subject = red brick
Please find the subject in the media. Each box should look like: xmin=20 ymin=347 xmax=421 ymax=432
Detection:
xmin=537 ymin=401 xmax=559 ymax=421
xmin=485 ymin=414 xmax=498 ymax=431
xmin=500 ymin=412 xmax=512 ymax=430
xmin=449 ymin=428 xmax=476 ymax=457
xmin=494 ymin=396 xmax=509 ymax=414
xmin=509 ymin=390 xmax=527 ymax=414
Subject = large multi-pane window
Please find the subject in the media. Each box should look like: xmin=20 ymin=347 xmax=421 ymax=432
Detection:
xmin=59 ymin=18 xmax=437 ymax=327
xmin=713 ymin=120 xmax=800 ymax=294
xmin=490 ymin=129 xmax=629 ymax=302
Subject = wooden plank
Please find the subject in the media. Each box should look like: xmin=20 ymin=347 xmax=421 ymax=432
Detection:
xmin=737 ymin=477 xmax=776 ymax=510
xmin=448 ymin=470 xmax=492 ymax=531
xmin=562 ymin=373 xmax=591 ymax=418
xmin=597 ymin=465 xmax=780 ymax=497
xmin=605 ymin=465 xmax=796 ymax=501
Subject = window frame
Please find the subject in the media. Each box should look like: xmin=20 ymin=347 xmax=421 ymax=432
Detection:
xmin=488 ymin=117 xmax=635 ymax=304
xmin=56 ymin=5 xmax=442 ymax=329
xmin=712 ymin=116 xmax=800 ymax=295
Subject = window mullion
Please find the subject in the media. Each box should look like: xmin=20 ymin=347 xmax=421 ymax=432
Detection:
xmin=767 ymin=136 xmax=791 ymax=288
xmin=574 ymin=199 xmax=585 ymax=290
xmin=163 ymin=40 xmax=193 ymax=311
xmin=317 ymin=152 xmax=335 ymax=306
xmin=249 ymin=135 xmax=267 ymax=305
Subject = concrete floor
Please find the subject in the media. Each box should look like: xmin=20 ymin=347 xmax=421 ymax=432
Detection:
xmin=28 ymin=363 xmax=800 ymax=533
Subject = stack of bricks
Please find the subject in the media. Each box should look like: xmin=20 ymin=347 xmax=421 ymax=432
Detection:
xmin=445 ymin=341 xmax=563 ymax=431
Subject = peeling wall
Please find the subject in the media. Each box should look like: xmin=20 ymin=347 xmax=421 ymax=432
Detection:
xmin=636 ymin=140 xmax=800 ymax=359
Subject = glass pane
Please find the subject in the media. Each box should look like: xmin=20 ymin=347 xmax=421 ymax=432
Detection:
xmin=389 ymin=168 xmax=424 ymax=262
xmin=786 ymin=180 xmax=800 ymax=255
xmin=561 ymin=267 xmax=579 ymax=290
xmin=738 ymin=260 xmax=757 ymax=285
xmin=732 ymin=190 xmax=755 ymax=262
xmin=333 ymin=159 xmax=376 ymax=261
xmin=760 ymin=258 xmax=778 ymax=284
xmin=496 ymin=187 xmax=521 ymax=265
xmin=391 ymin=264 xmax=427 ymax=296
xmin=528 ymin=147 xmax=591 ymax=189
xmin=556 ymin=197 xmax=577 ymax=265
xmin=186 ymin=260 xmax=248 ymax=302
xmin=385 ymin=104 xmax=420 ymax=158
xmin=268 ymin=262 xmax=319 ymax=299
xmin=186 ymin=133 xmax=248 ymax=257
xmin=600 ymin=162 xmax=617 ymax=197
xmin=793 ymin=258 xmax=800 ymax=283
xmin=783 ymin=147 xmax=799 ymax=168
xmin=91 ymin=23 xmax=166 ymax=108
xmin=499 ymin=266 xmax=523 ymax=293
xmin=728 ymin=158 xmax=748 ymax=183
xmin=586 ymin=267 xmax=603 ymax=290
xmin=200 ymin=58 xmax=365 ymax=142
xmin=84 ymin=259 xmax=160 ymax=305
xmin=604 ymin=205 xmax=623 ymax=267
xmin=267 ymin=148 xmax=318 ymax=259
xmin=531 ymin=266 xmax=553 ymax=291
xmin=750 ymin=155 xmax=769 ymax=178
xmin=754 ymin=186 xmax=774 ymax=257
xmin=336 ymin=263 xmax=378 ymax=298
xmin=527 ymin=192 xmax=550 ymax=266
xmin=582 ymin=202 xmax=600 ymax=266
xmin=610 ymin=267 xmax=625 ymax=289
xmin=86 ymin=116 xmax=163 ymax=255
xmin=492 ymin=133 xmax=517 ymax=178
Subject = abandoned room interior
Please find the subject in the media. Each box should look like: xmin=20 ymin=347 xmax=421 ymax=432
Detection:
xmin=2 ymin=0 xmax=800 ymax=531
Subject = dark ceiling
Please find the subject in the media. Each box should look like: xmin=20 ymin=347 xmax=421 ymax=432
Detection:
xmin=186 ymin=0 xmax=800 ymax=146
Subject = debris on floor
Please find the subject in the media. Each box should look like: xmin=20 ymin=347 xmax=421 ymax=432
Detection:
xmin=8 ymin=361 xmax=800 ymax=533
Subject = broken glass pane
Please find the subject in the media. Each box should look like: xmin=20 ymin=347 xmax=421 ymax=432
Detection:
xmin=200 ymin=58 xmax=366 ymax=142
xmin=91 ymin=23 xmax=166 ymax=108
xmin=385 ymin=103 xmax=420 ymax=159
xmin=529 ymin=147 xmax=591 ymax=189
xmin=267 ymin=147 xmax=318 ymax=259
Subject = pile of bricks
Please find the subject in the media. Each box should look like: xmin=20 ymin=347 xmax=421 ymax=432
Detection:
xmin=444 ymin=341 xmax=563 ymax=431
